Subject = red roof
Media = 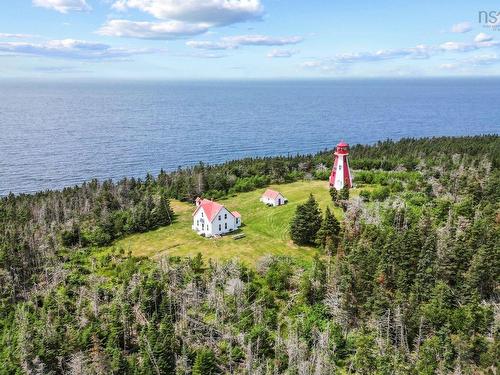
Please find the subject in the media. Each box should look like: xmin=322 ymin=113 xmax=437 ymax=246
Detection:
xmin=337 ymin=141 xmax=349 ymax=147
xmin=232 ymin=211 xmax=241 ymax=218
xmin=193 ymin=199 xmax=223 ymax=222
xmin=262 ymin=189 xmax=281 ymax=200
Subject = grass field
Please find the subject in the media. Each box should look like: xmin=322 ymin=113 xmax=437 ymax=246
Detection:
xmin=108 ymin=180 xmax=365 ymax=265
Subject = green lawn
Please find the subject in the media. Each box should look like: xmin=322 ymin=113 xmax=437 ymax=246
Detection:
xmin=109 ymin=180 xmax=366 ymax=265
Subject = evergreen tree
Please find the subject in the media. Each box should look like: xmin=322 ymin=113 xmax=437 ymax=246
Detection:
xmin=154 ymin=318 xmax=176 ymax=374
xmin=153 ymin=193 xmax=174 ymax=227
xmin=107 ymin=346 xmax=128 ymax=375
xmin=340 ymin=185 xmax=350 ymax=201
xmin=413 ymin=225 xmax=437 ymax=301
xmin=301 ymin=253 xmax=327 ymax=304
xmin=289 ymin=194 xmax=322 ymax=245
xmin=192 ymin=349 xmax=217 ymax=375
xmin=139 ymin=318 xmax=176 ymax=375
xmin=329 ymin=188 xmax=339 ymax=205
xmin=465 ymin=245 xmax=498 ymax=299
xmin=316 ymin=206 xmax=341 ymax=253
xmin=351 ymin=332 xmax=377 ymax=375
xmin=60 ymin=223 xmax=80 ymax=247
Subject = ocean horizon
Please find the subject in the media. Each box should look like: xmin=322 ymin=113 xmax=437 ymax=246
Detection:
xmin=1 ymin=78 xmax=499 ymax=196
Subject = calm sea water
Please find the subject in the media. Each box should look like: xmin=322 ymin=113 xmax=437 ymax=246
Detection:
xmin=0 ymin=79 xmax=499 ymax=196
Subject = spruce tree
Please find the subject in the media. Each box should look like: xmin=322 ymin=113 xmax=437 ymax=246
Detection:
xmin=329 ymin=188 xmax=339 ymax=205
xmin=130 ymin=202 xmax=149 ymax=233
xmin=316 ymin=207 xmax=341 ymax=254
xmin=340 ymin=185 xmax=350 ymax=201
xmin=290 ymin=194 xmax=322 ymax=245
xmin=465 ymin=245 xmax=497 ymax=299
xmin=139 ymin=318 xmax=176 ymax=375
xmin=154 ymin=318 xmax=176 ymax=374
xmin=153 ymin=193 xmax=174 ymax=227
xmin=338 ymin=186 xmax=350 ymax=211
xmin=413 ymin=224 xmax=437 ymax=301
xmin=192 ymin=349 xmax=217 ymax=375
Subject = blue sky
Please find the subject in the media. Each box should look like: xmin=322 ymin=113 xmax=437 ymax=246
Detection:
xmin=1 ymin=0 xmax=500 ymax=79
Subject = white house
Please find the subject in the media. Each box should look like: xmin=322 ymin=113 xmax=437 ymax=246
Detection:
xmin=260 ymin=189 xmax=287 ymax=206
xmin=192 ymin=198 xmax=241 ymax=237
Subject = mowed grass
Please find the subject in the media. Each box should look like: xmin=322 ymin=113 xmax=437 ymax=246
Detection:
xmin=109 ymin=180 xmax=365 ymax=265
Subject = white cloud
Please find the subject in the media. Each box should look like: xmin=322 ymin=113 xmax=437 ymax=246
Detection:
xmin=102 ymin=1 xmax=264 ymax=40
xmin=464 ymin=54 xmax=500 ymax=66
xmin=0 ymin=33 xmax=37 ymax=39
xmin=439 ymin=38 xmax=499 ymax=52
xmin=300 ymin=60 xmax=337 ymax=73
xmin=182 ymin=51 xmax=226 ymax=58
xmin=187 ymin=34 xmax=303 ymax=50
xmin=439 ymin=54 xmax=500 ymax=72
xmin=299 ymin=47 xmax=427 ymax=73
xmin=267 ymin=49 xmax=299 ymax=58
xmin=0 ymin=39 xmax=155 ymax=60
xmin=33 ymin=0 xmax=90 ymax=13
xmin=474 ymin=32 xmax=493 ymax=43
xmin=300 ymin=35 xmax=500 ymax=74
xmin=33 ymin=65 xmax=89 ymax=73
xmin=186 ymin=40 xmax=233 ymax=50
xmin=111 ymin=0 xmax=263 ymax=26
xmin=439 ymin=63 xmax=459 ymax=70
xmin=300 ymin=61 xmax=322 ymax=68
xmin=332 ymin=45 xmax=433 ymax=63
xmin=451 ymin=21 xmax=472 ymax=33
xmin=98 ymin=19 xmax=210 ymax=39
xmin=225 ymin=35 xmax=302 ymax=46
xmin=335 ymin=50 xmax=409 ymax=63
xmin=439 ymin=41 xmax=477 ymax=52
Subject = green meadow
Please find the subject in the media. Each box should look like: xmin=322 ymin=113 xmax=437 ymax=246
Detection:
xmin=108 ymin=180 xmax=370 ymax=265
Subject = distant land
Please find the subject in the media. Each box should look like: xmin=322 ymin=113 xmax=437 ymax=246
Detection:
xmin=1 ymin=78 xmax=499 ymax=196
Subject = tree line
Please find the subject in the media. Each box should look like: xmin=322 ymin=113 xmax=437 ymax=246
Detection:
xmin=0 ymin=134 xmax=498 ymax=374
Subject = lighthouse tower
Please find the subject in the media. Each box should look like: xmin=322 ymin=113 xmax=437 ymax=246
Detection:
xmin=329 ymin=141 xmax=353 ymax=190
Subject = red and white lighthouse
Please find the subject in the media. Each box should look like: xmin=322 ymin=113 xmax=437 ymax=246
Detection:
xmin=329 ymin=141 xmax=353 ymax=190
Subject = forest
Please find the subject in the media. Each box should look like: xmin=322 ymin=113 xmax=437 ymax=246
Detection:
xmin=0 ymin=135 xmax=499 ymax=374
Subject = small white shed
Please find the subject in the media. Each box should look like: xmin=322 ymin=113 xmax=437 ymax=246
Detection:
xmin=260 ymin=189 xmax=287 ymax=206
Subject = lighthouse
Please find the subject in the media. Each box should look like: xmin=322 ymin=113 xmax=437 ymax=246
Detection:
xmin=329 ymin=141 xmax=353 ymax=190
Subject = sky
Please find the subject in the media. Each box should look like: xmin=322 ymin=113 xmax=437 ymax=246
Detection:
xmin=1 ymin=0 xmax=500 ymax=79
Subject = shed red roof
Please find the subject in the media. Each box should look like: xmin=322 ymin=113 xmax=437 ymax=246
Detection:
xmin=193 ymin=199 xmax=223 ymax=222
xmin=262 ymin=189 xmax=281 ymax=200
xmin=232 ymin=211 xmax=241 ymax=218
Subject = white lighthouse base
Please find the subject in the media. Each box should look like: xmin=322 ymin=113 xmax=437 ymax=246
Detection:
xmin=333 ymin=154 xmax=352 ymax=190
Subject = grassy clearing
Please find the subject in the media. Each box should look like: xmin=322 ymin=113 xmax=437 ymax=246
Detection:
xmin=108 ymin=180 xmax=368 ymax=266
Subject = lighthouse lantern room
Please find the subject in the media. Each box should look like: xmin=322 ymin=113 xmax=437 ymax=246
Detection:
xmin=329 ymin=141 xmax=353 ymax=190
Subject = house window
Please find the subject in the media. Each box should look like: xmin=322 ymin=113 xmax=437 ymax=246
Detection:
xmin=224 ymin=214 xmax=227 ymax=219
xmin=197 ymin=220 xmax=199 ymax=226
xmin=225 ymin=223 xmax=227 ymax=229
xmin=202 ymin=223 xmax=204 ymax=230
xmin=236 ymin=218 xmax=239 ymax=224
xmin=218 ymin=215 xmax=221 ymax=220
xmin=219 ymin=224 xmax=221 ymax=231
xmin=201 ymin=212 xmax=204 ymax=217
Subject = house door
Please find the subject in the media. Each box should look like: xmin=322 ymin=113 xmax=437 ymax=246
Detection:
xmin=278 ymin=199 xmax=281 ymax=205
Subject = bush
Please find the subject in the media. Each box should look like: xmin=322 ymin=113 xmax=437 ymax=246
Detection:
xmin=359 ymin=190 xmax=371 ymax=201
xmin=61 ymin=225 xmax=80 ymax=247
xmin=371 ymin=187 xmax=390 ymax=201
xmin=230 ymin=175 xmax=270 ymax=193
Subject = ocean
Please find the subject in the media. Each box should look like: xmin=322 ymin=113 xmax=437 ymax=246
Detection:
xmin=0 ymin=79 xmax=498 ymax=196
